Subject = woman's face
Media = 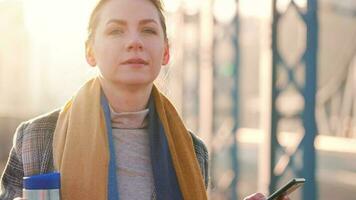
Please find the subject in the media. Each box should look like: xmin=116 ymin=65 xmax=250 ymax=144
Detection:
xmin=87 ymin=0 xmax=169 ymax=87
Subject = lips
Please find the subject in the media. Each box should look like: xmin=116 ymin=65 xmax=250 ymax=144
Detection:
xmin=122 ymin=58 xmax=148 ymax=65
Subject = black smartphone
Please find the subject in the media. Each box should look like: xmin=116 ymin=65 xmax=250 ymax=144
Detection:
xmin=267 ymin=178 xmax=306 ymax=200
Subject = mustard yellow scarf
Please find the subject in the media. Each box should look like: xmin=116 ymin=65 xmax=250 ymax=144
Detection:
xmin=53 ymin=77 xmax=207 ymax=200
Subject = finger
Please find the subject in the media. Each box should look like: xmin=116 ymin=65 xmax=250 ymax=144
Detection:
xmin=243 ymin=192 xmax=267 ymax=200
xmin=277 ymin=195 xmax=290 ymax=200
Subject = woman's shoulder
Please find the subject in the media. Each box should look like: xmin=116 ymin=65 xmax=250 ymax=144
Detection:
xmin=189 ymin=131 xmax=208 ymax=156
xmin=22 ymin=109 xmax=60 ymax=129
xmin=15 ymin=109 xmax=61 ymax=142
xmin=9 ymin=109 xmax=61 ymax=176
xmin=188 ymin=131 xmax=209 ymax=163
xmin=188 ymin=131 xmax=209 ymax=188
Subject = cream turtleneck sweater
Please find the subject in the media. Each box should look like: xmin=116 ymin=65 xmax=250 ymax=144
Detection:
xmin=110 ymin=107 xmax=154 ymax=200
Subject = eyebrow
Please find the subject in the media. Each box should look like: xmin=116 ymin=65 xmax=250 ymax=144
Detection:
xmin=106 ymin=19 xmax=158 ymax=26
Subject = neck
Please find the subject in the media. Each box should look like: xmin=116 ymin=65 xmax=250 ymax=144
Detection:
xmin=99 ymin=78 xmax=153 ymax=113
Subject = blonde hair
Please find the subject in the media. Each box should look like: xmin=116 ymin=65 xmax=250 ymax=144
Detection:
xmin=85 ymin=0 xmax=168 ymax=47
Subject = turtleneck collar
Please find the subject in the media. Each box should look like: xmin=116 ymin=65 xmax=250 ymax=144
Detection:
xmin=109 ymin=106 xmax=149 ymax=129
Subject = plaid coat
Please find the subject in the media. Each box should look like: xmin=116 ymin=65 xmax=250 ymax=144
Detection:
xmin=0 ymin=109 xmax=209 ymax=200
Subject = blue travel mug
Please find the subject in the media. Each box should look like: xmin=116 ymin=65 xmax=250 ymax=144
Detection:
xmin=23 ymin=172 xmax=60 ymax=200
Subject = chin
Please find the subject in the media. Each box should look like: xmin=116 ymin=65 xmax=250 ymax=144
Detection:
xmin=115 ymin=73 xmax=157 ymax=84
xmin=113 ymin=78 xmax=154 ymax=87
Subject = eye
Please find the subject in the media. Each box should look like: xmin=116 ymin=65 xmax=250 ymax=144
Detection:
xmin=108 ymin=28 xmax=124 ymax=35
xmin=142 ymin=28 xmax=157 ymax=34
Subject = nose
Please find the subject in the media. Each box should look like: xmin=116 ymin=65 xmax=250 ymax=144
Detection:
xmin=125 ymin=33 xmax=143 ymax=51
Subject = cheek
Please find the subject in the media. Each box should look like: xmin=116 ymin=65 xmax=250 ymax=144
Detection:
xmin=95 ymin=41 xmax=121 ymax=67
xmin=146 ymin=42 xmax=165 ymax=63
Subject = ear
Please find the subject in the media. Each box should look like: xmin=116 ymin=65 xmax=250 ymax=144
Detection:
xmin=162 ymin=42 xmax=170 ymax=65
xmin=85 ymin=41 xmax=96 ymax=67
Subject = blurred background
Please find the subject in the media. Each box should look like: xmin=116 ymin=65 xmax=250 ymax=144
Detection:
xmin=0 ymin=0 xmax=355 ymax=199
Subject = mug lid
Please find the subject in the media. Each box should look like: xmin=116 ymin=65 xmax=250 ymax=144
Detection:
xmin=23 ymin=172 xmax=60 ymax=190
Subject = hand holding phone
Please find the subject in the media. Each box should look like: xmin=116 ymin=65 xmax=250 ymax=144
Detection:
xmin=267 ymin=178 xmax=306 ymax=200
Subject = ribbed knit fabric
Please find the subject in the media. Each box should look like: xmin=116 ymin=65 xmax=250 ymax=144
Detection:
xmin=110 ymin=107 xmax=154 ymax=200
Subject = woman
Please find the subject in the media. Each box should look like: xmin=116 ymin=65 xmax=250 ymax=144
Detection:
xmin=0 ymin=0 xmax=288 ymax=199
